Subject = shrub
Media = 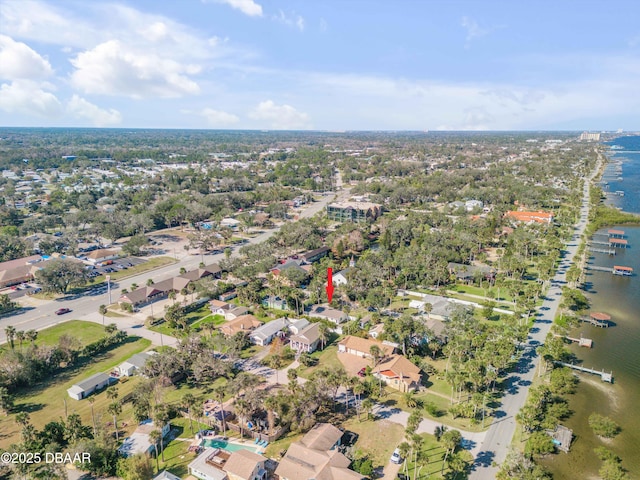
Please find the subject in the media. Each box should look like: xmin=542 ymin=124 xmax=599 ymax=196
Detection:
xmin=588 ymin=413 xmax=620 ymax=438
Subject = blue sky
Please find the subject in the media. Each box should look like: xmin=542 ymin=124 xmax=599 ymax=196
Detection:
xmin=1 ymin=0 xmax=640 ymax=130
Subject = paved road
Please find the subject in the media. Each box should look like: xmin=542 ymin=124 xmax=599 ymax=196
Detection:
xmin=0 ymin=190 xmax=344 ymax=344
xmin=469 ymin=157 xmax=602 ymax=478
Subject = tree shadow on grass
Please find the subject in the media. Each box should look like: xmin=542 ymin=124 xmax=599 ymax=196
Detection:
xmin=12 ymin=336 xmax=143 ymax=398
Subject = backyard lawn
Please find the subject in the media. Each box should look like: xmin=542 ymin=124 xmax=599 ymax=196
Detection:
xmin=0 ymin=334 xmax=151 ymax=448
xmin=298 ymin=344 xmax=343 ymax=378
xmin=149 ymin=304 xmax=213 ymax=336
xmin=156 ymin=417 xmax=212 ymax=478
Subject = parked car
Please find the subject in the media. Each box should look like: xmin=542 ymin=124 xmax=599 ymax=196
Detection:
xmin=55 ymin=308 xmax=71 ymax=315
xmin=357 ymin=367 xmax=367 ymax=377
xmin=390 ymin=448 xmax=402 ymax=464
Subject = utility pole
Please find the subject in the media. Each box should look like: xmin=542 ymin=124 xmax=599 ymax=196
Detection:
xmin=106 ymin=275 xmax=111 ymax=304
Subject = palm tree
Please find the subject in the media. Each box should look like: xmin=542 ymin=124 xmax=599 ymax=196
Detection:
xmin=15 ymin=411 xmax=30 ymax=427
xmin=404 ymin=391 xmax=417 ymax=409
xmin=182 ymin=393 xmax=197 ymax=434
xmin=361 ymin=399 xmax=374 ymax=421
xmin=263 ymin=395 xmax=279 ymax=435
xmin=106 ymin=386 xmax=119 ymax=402
xmin=15 ymin=330 xmax=25 ymax=350
xmin=234 ymin=398 xmax=250 ymax=438
xmin=153 ymin=405 xmax=169 ymax=462
xmin=99 ymin=305 xmax=107 ymax=325
xmin=105 ymin=323 xmax=118 ymax=336
xmin=4 ymin=326 xmax=16 ymax=350
xmin=88 ymin=397 xmax=97 ymax=436
xmin=352 ymin=380 xmax=365 ymax=419
xmin=369 ymin=345 xmax=382 ymax=367
xmin=441 ymin=429 xmax=462 ymax=475
xmin=108 ymin=402 xmax=122 ymax=441
xmin=149 ymin=429 xmax=161 ymax=472
xmin=25 ymin=330 xmax=37 ymax=346
xmin=268 ymin=355 xmax=283 ymax=384
xmin=318 ymin=323 xmax=330 ymax=350
xmin=213 ymin=385 xmax=227 ymax=437
xmin=398 ymin=441 xmax=411 ymax=474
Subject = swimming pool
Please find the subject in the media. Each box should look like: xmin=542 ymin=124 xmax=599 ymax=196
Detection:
xmin=202 ymin=439 xmax=261 ymax=453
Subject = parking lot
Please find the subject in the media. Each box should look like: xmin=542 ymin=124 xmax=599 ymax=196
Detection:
xmin=85 ymin=257 xmax=146 ymax=279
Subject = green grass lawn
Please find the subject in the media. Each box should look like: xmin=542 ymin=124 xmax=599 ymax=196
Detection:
xmin=0 ymin=335 xmax=151 ymax=448
xmin=449 ymin=284 xmax=515 ymax=304
xmin=264 ymin=430 xmax=304 ymax=459
xmin=401 ymin=432 xmax=462 ymax=480
xmin=343 ymin=417 xmax=405 ymax=469
xmin=157 ymin=417 xmax=213 ymax=478
xmin=149 ymin=304 xmax=213 ymax=336
xmin=298 ymin=344 xmax=342 ymax=378
xmin=33 ymin=320 xmax=108 ymax=347
xmin=191 ymin=313 xmax=226 ymax=330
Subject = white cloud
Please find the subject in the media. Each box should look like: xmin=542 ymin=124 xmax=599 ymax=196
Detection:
xmin=67 ymin=95 xmax=122 ymax=126
xmin=188 ymin=107 xmax=240 ymax=126
xmin=0 ymin=80 xmax=62 ymax=118
xmin=70 ymin=40 xmax=201 ymax=98
xmin=0 ymin=34 xmax=53 ymax=80
xmin=249 ymin=100 xmax=311 ymax=129
xmin=273 ymin=10 xmax=305 ymax=31
xmin=213 ymin=0 xmax=262 ymax=17
xmin=461 ymin=16 xmax=490 ymax=46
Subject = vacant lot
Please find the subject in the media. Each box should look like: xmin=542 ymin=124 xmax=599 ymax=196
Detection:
xmin=0 ymin=333 xmax=151 ymax=448
xmin=34 ymin=320 xmax=107 ymax=347
xmin=343 ymin=417 xmax=405 ymax=469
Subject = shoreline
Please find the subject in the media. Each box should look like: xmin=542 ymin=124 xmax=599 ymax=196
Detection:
xmin=545 ymin=139 xmax=640 ymax=479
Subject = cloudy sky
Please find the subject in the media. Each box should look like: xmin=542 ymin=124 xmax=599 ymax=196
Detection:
xmin=1 ymin=0 xmax=640 ymax=130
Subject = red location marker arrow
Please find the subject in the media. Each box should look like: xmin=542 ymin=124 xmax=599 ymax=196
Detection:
xmin=326 ymin=267 xmax=334 ymax=303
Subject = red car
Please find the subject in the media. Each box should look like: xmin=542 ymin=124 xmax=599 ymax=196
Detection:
xmin=357 ymin=367 xmax=367 ymax=377
xmin=55 ymin=308 xmax=71 ymax=315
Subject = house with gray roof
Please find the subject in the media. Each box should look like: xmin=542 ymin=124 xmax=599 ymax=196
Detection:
xmin=289 ymin=323 xmax=321 ymax=353
xmin=117 ymin=352 xmax=154 ymax=377
xmin=249 ymin=318 xmax=288 ymax=346
xmin=67 ymin=372 xmax=113 ymax=400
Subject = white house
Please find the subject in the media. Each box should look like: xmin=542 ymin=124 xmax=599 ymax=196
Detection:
xmin=465 ymin=200 xmax=483 ymax=212
xmin=220 ymin=218 xmax=241 ymax=230
xmin=67 ymin=372 xmax=113 ymax=400
xmin=117 ymin=352 xmax=154 ymax=377
xmin=249 ymin=318 xmax=288 ymax=346
xmin=118 ymin=419 xmax=171 ymax=457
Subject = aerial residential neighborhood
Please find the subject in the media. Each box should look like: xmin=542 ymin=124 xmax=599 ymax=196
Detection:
xmin=0 ymin=124 xmax=620 ymax=480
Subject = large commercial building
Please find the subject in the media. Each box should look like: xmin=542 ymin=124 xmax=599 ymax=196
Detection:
xmin=326 ymin=201 xmax=382 ymax=223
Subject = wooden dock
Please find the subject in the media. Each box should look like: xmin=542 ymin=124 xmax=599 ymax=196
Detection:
xmin=581 ymin=312 xmax=611 ymax=328
xmin=553 ymin=334 xmax=593 ymax=348
xmin=589 ymin=247 xmax=616 ymax=255
xmin=588 ymin=239 xmax=629 ymax=248
xmin=585 ymin=265 xmax=634 ymax=276
xmin=555 ymin=361 xmax=613 ymax=383
xmin=586 ymin=265 xmax=614 ymax=273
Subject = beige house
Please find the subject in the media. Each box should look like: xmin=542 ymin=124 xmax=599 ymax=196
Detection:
xmin=337 ymin=335 xmax=395 ymax=358
xmin=372 ymin=354 xmax=422 ymax=392
xmin=219 ymin=315 xmax=263 ymax=337
xmin=224 ymin=449 xmax=267 ymax=480
xmin=276 ymin=423 xmax=362 ymax=480
xmin=188 ymin=448 xmax=267 ymax=480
